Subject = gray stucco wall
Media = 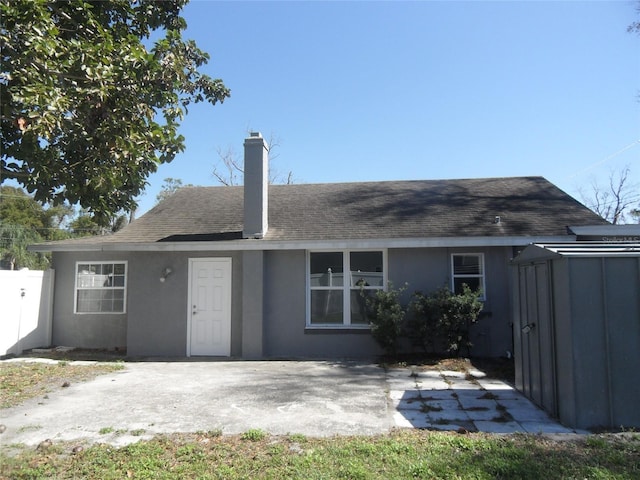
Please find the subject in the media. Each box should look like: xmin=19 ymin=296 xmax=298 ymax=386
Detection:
xmin=389 ymin=246 xmax=514 ymax=358
xmin=52 ymin=245 xmax=515 ymax=359
xmin=51 ymin=252 xmax=128 ymax=350
xmin=263 ymin=246 xmax=514 ymax=359
xmin=263 ymin=250 xmax=382 ymax=358
xmin=51 ymin=251 xmax=244 ymax=357
xmin=126 ymin=252 xmax=244 ymax=357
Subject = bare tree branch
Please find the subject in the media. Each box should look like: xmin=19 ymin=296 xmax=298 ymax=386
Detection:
xmin=580 ymin=166 xmax=640 ymax=224
xmin=211 ymin=132 xmax=294 ymax=186
xmin=212 ymin=146 xmax=243 ymax=186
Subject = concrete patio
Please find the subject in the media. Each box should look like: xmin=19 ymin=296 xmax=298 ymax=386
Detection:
xmin=0 ymin=358 xmax=578 ymax=449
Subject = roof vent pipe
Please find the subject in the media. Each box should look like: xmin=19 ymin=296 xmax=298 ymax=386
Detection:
xmin=243 ymin=132 xmax=270 ymax=239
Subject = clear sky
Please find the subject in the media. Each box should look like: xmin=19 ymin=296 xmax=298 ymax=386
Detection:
xmin=135 ymin=0 xmax=640 ymax=217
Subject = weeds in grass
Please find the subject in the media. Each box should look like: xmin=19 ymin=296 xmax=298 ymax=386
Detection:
xmin=241 ymin=428 xmax=267 ymax=441
xmin=99 ymin=427 xmax=114 ymax=435
xmin=1 ymin=431 xmax=638 ymax=479
xmin=288 ymin=433 xmax=307 ymax=442
xmin=0 ymin=361 xmax=124 ymax=409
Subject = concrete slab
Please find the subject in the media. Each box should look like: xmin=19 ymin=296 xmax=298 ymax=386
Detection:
xmin=417 ymin=377 xmax=450 ymax=390
xmin=427 ymin=407 xmax=469 ymax=423
xmin=474 ymin=421 xmax=523 ymax=433
xmin=476 ymin=378 xmax=516 ymax=391
xmin=421 ymin=399 xmax=461 ymax=412
xmin=498 ymin=398 xmax=554 ymax=422
xmin=395 ymin=410 xmax=433 ymax=429
xmin=391 ymin=397 xmax=424 ymax=410
xmin=421 ymin=390 xmax=458 ymax=401
xmin=387 ymin=365 xmax=578 ymax=435
xmin=1 ymin=358 xmax=579 ymax=445
xmin=389 ymin=389 xmax=421 ymax=401
xmin=456 ymin=395 xmax=497 ymax=410
xmin=521 ymin=422 xmax=576 ymax=434
xmin=464 ymin=407 xmax=503 ymax=422
xmin=0 ymin=360 xmax=393 ymax=447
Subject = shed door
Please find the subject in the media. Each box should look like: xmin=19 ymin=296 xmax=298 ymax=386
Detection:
xmin=188 ymin=258 xmax=232 ymax=356
xmin=517 ymin=262 xmax=557 ymax=416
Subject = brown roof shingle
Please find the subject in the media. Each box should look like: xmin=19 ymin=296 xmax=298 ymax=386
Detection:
xmin=34 ymin=176 xmax=608 ymax=248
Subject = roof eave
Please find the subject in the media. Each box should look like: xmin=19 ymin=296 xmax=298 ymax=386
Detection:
xmin=29 ymin=235 xmax=577 ymax=253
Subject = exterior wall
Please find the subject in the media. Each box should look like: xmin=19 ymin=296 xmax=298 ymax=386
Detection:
xmin=51 ymin=252 xmax=128 ymax=349
xmin=263 ymin=250 xmax=382 ymax=358
xmin=126 ymin=251 xmax=244 ymax=357
xmin=51 ymin=251 xmax=244 ymax=357
xmin=242 ymin=251 xmax=264 ymax=358
xmin=263 ymin=246 xmax=514 ymax=359
xmin=389 ymin=246 xmax=514 ymax=358
xmin=52 ymin=244 xmax=516 ymax=359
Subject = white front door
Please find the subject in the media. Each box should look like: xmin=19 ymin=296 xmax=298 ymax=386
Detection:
xmin=188 ymin=258 xmax=232 ymax=356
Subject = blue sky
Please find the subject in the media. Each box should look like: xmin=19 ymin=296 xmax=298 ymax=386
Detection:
xmin=136 ymin=0 xmax=639 ymax=217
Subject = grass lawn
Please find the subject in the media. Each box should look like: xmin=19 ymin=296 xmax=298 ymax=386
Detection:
xmin=0 ymin=359 xmax=124 ymax=409
xmin=1 ymin=430 xmax=639 ymax=479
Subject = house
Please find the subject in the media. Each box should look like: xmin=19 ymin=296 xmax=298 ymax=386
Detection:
xmin=30 ymin=132 xmax=608 ymax=359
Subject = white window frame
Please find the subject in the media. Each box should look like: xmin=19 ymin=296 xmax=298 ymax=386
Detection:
xmin=74 ymin=261 xmax=128 ymax=314
xmin=450 ymin=253 xmax=486 ymax=300
xmin=306 ymin=249 xmax=387 ymax=328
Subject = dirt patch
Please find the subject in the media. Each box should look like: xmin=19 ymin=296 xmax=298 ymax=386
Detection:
xmin=0 ymin=361 xmax=124 ymax=409
xmin=18 ymin=347 xmax=127 ymax=363
xmin=381 ymin=354 xmax=514 ymax=383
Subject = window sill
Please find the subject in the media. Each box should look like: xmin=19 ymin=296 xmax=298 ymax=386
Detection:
xmin=305 ymin=327 xmax=371 ymax=335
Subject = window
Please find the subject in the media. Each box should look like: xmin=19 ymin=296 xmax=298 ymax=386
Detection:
xmin=308 ymin=250 xmax=385 ymax=327
xmin=451 ymin=253 xmax=485 ymax=299
xmin=75 ymin=262 xmax=127 ymax=313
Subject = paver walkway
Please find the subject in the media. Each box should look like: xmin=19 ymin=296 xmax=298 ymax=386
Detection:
xmin=387 ymin=366 xmax=576 ymax=434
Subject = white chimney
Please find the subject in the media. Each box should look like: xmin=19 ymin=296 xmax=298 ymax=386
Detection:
xmin=243 ymin=132 xmax=269 ymax=239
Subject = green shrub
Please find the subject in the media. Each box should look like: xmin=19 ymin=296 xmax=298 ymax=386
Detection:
xmin=409 ymin=285 xmax=483 ymax=357
xmin=362 ymin=284 xmax=406 ymax=355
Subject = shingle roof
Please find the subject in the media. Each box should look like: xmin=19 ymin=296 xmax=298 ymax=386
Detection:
xmin=34 ymin=176 xmax=608 ymax=248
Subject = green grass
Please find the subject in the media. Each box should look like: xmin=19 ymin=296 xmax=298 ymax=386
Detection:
xmin=1 ymin=431 xmax=638 ymax=479
xmin=0 ymin=361 xmax=124 ymax=409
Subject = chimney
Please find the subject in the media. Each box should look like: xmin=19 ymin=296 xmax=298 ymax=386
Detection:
xmin=243 ymin=132 xmax=269 ymax=239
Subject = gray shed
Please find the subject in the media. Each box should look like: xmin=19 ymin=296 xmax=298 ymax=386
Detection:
xmin=512 ymin=242 xmax=640 ymax=430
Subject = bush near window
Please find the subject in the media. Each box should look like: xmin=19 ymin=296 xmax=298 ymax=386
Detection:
xmin=409 ymin=285 xmax=483 ymax=357
xmin=364 ymin=284 xmax=484 ymax=358
xmin=361 ymin=284 xmax=406 ymax=356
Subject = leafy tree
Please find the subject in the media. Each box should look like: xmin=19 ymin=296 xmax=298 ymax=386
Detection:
xmin=0 ymin=186 xmax=72 ymax=269
xmin=69 ymin=208 xmax=129 ymax=236
xmin=1 ymin=0 xmax=229 ymax=224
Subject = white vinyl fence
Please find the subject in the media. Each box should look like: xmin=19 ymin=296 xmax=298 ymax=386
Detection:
xmin=0 ymin=269 xmax=54 ymax=356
